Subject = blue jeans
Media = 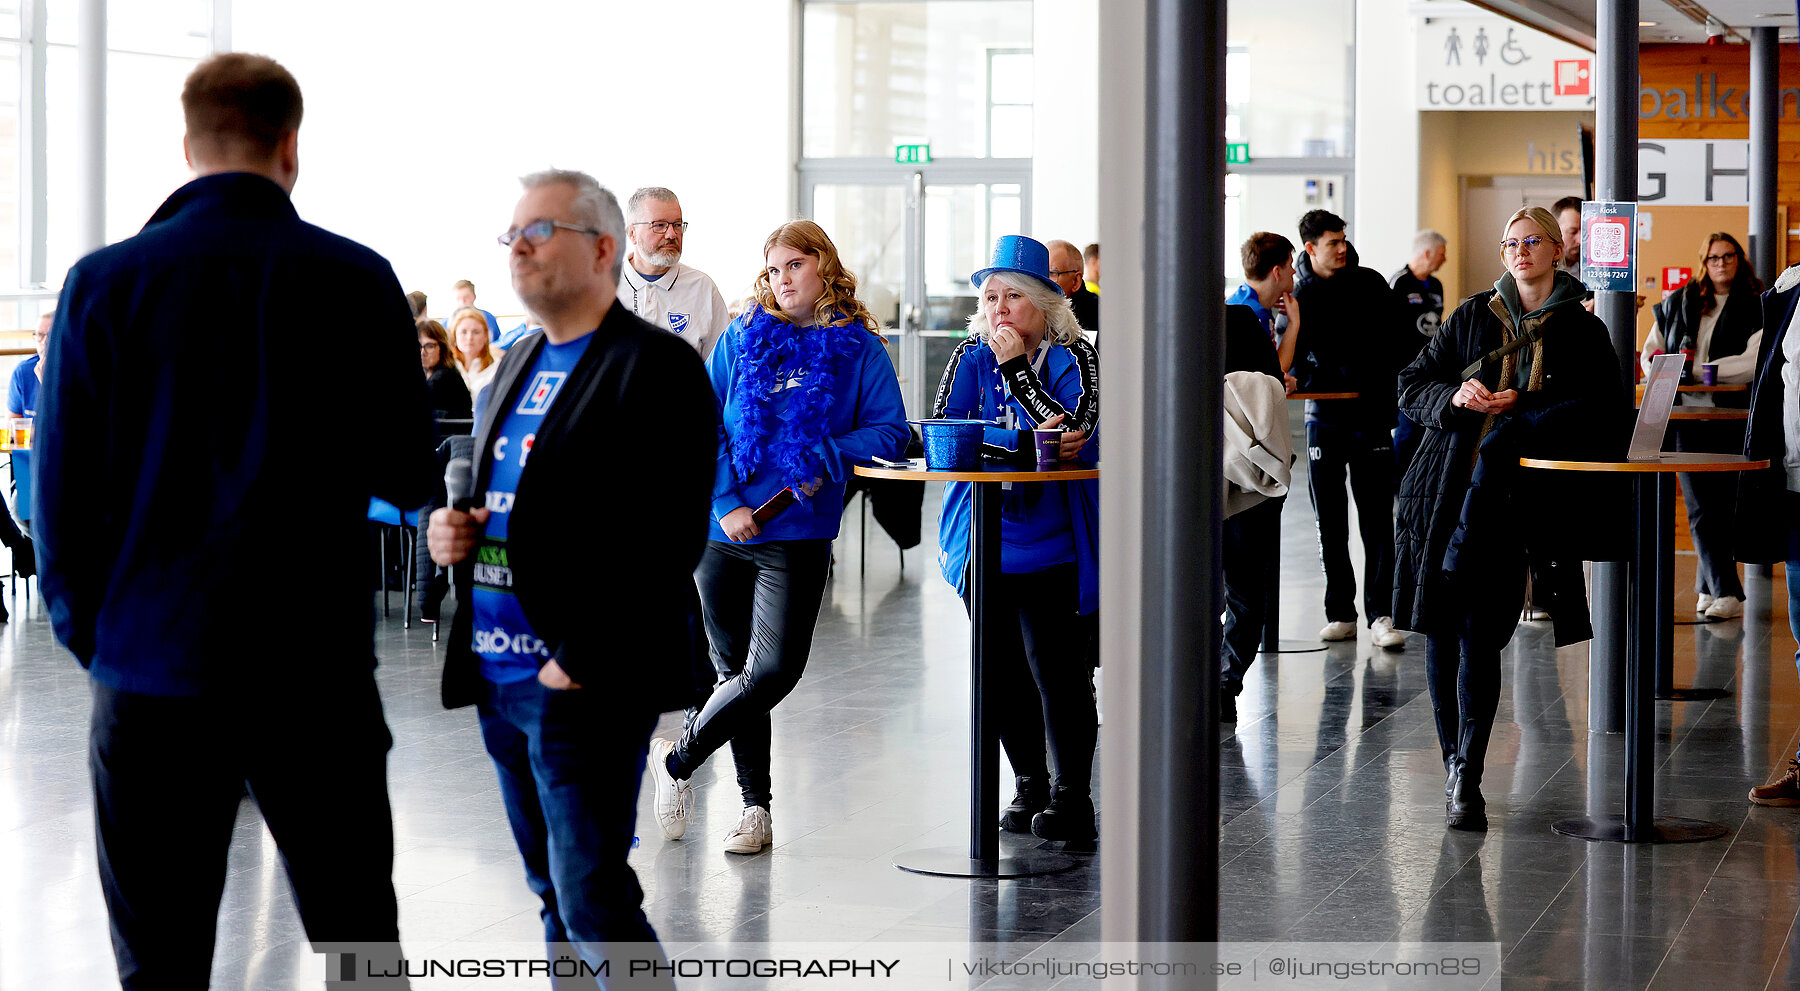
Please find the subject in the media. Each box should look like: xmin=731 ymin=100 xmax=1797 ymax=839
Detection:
xmin=478 ymin=677 xmax=672 ymax=991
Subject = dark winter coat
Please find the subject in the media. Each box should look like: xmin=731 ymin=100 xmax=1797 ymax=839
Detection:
xmin=1290 ymin=243 xmax=1411 ymax=432
xmin=1736 ymin=275 xmax=1800 ymax=564
xmin=1393 ymin=282 xmax=1631 ymax=649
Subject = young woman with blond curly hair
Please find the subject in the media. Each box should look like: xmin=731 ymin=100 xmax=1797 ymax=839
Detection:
xmin=646 ymin=219 xmax=908 ymax=854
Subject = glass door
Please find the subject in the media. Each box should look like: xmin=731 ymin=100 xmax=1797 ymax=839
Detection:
xmin=805 ymin=168 xmax=1031 ymax=417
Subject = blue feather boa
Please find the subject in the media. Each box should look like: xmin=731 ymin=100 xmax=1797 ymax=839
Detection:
xmin=728 ymin=305 xmax=865 ymax=497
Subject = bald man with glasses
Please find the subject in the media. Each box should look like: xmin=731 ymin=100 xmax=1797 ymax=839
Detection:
xmin=1047 ymin=238 xmax=1099 ymax=332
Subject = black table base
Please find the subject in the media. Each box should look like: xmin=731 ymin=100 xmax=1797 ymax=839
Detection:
xmin=893 ymin=847 xmax=1076 ymax=879
xmin=1261 ymin=639 xmax=1327 ymax=655
xmin=1552 ymin=814 xmax=1728 ymax=844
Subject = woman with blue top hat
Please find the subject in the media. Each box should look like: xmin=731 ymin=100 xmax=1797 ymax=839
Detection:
xmin=932 ymin=234 xmax=1101 ymax=842
xmin=647 ymin=219 xmax=908 ymax=855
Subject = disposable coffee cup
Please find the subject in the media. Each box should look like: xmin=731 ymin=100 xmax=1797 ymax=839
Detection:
xmin=1032 ymin=428 xmax=1060 ymax=468
xmin=1701 ymin=363 xmax=1718 ymax=386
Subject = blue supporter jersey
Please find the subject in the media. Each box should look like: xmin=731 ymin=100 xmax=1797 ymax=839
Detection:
xmin=471 ymin=333 xmax=595 ymax=683
xmin=8 ymin=357 xmax=39 ymax=416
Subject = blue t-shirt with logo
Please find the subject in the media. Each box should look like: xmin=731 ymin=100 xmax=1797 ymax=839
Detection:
xmin=472 ymin=334 xmax=595 ymax=683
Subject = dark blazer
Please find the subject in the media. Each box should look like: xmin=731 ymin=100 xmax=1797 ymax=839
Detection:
xmin=441 ymin=300 xmax=717 ymax=711
xmin=1069 ymin=284 xmax=1100 ymax=332
xmin=1736 ymin=278 xmax=1800 ymax=564
xmin=36 ymin=172 xmax=437 ymax=695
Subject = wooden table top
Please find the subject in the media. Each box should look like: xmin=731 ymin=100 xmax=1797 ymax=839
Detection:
xmin=1521 ymin=454 xmax=1768 ymax=473
xmin=1662 ymin=408 xmax=1749 ymax=420
xmin=1287 ymin=392 xmax=1360 ymax=400
xmin=853 ymin=460 xmax=1099 ymax=483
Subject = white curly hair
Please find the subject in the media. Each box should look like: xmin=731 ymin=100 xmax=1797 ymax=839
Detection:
xmin=966 ymin=272 xmax=1084 ymax=347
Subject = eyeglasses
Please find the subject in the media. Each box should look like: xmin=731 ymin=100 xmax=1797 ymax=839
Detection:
xmin=497 ymin=218 xmax=602 ymax=247
xmin=1705 ymin=251 xmax=1739 ymax=264
xmin=419 ymin=342 xmax=439 ymax=351
xmin=1499 ymin=235 xmax=1550 ymax=254
xmin=630 ymin=220 xmax=690 ymax=235
xmin=1049 ymin=268 xmax=1083 ymax=277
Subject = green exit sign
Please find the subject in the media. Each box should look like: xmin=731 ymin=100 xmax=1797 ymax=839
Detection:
xmin=895 ymin=143 xmax=933 ymax=164
xmin=1226 ymin=142 xmax=1251 ymax=165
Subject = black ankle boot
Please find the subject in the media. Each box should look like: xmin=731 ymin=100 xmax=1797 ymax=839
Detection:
xmin=1445 ymin=757 xmax=1461 ymax=799
xmin=999 ymin=776 xmax=1049 ymax=833
xmin=1446 ymin=767 xmax=1487 ymax=832
xmin=1031 ymin=789 xmax=1098 ymax=842
xmin=10 ymin=536 xmax=32 ymax=580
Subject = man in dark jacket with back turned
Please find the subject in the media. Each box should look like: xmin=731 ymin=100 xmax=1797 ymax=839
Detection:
xmin=1290 ymin=209 xmax=1411 ymax=648
xmin=428 ymin=168 xmax=715 ymax=986
xmin=37 ymin=54 xmax=434 ymax=988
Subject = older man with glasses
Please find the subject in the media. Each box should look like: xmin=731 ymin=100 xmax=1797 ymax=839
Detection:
xmin=616 ymin=186 xmax=729 ymax=360
xmin=8 ymin=310 xmax=52 ymax=418
xmin=1046 ymin=238 xmax=1099 ymax=332
xmin=430 ymin=168 xmax=715 ymax=987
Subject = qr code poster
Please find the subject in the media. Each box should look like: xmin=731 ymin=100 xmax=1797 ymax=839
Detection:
xmin=1580 ymin=200 xmax=1637 ymax=292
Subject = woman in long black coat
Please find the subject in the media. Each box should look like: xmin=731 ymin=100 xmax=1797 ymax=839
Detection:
xmin=1394 ymin=205 xmax=1629 ymax=831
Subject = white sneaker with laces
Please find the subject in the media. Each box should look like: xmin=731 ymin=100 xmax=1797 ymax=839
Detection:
xmin=648 ymin=738 xmax=693 ymax=840
xmin=723 ymin=805 xmax=772 ymax=854
xmin=1370 ymin=616 xmax=1406 ymax=649
xmin=1705 ymin=596 xmax=1744 ymax=620
xmin=1319 ymin=620 xmax=1357 ymax=642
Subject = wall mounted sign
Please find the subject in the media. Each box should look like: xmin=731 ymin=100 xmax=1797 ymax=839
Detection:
xmin=1416 ymin=13 xmax=1596 ymax=111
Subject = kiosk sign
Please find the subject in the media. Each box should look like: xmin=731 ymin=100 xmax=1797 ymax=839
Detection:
xmin=1580 ymin=200 xmax=1637 ymax=293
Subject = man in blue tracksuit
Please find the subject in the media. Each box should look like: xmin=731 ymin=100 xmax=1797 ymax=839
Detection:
xmin=37 ymin=54 xmax=435 ymax=988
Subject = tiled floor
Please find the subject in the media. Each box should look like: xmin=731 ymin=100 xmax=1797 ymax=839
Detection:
xmin=3 ymin=452 xmax=1800 ymax=988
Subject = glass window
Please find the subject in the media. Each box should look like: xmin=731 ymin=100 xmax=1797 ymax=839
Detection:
xmin=1222 ymin=173 xmax=1348 ymax=286
xmin=1226 ymin=0 xmax=1353 ymax=158
xmin=803 ymin=1 xmax=1033 ymax=159
xmin=46 ymin=0 xmax=207 ymax=56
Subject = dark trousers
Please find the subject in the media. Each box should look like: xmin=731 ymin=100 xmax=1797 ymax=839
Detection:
xmin=89 ymin=671 xmax=403 ymax=991
xmin=1221 ymin=496 xmax=1284 ymax=695
xmin=965 ymin=563 xmax=1098 ymax=801
xmin=1675 ymin=421 xmax=1745 ymax=600
xmin=1425 ymin=625 xmax=1501 ymax=788
xmin=477 ymin=678 xmax=670 ymax=991
xmin=1306 ymin=422 xmax=1396 ymax=623
xmin=681 ymin=538 xmax=832 ymax=809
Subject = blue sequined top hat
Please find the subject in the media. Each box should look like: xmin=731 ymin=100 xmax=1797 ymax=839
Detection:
xmin=970 ymin=234 xmax=1064 ymax=295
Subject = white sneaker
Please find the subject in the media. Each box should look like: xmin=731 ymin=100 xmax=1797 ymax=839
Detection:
xmin=1370 ymin=616 xmax=1406 ymax=649
xmin=723 ymin=806 xmax=772 ymax=854
xmin=1695 ymin=593 xmax=1715 ymax=613
xmin=1705 ymin=596 xmax=1744 ymax=620
xmin=647 ymin=738 xmax=693 ymax=840
xmin=1319 ymin=620 xmax=1357 ymax=642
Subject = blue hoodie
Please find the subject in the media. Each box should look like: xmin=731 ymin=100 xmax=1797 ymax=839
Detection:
xmin=932 ymin=335 xmax=1100 ymax=614
xmin=707 ymin=309 xmax=908 ymax=542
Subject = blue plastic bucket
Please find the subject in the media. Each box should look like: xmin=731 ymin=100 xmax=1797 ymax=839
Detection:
xmin=911 ymin=418 xmax=990 ymax=470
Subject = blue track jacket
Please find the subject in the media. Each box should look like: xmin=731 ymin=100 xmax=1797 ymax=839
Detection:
xmin=932 ymin=335 xmax=1100 ymax=614
xmin=707 ymin=314 xmax=908 ymax=542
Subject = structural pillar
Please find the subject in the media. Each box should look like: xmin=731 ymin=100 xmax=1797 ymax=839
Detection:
xmin=1746 ymin=25 xmax=1779 ymax=619
xmin=75 ymin=0 xmax=105 ymax=255
xmin=1588 ymin=0 xmax=1637 ymax=736
xmin=1097 ymin=0 xmax=1221 ymax=977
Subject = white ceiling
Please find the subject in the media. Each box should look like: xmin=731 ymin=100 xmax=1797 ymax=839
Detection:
xmin=1467 ymin=0 xmax=1798 ymax=49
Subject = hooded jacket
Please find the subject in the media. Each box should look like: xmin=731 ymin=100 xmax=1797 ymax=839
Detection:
xmin=1290 ymin=242 xmax=1411 ymax=432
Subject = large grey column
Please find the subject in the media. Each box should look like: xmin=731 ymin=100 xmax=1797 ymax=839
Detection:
xmin=75 ymin=0 xmax=105 ymax=255
xmin=1589 ymin=0 xmax=1637 ymax=736
xmin=1138 ymin=0 xmax=1222 ymax=951
xmin=1746 ymin=25 xmax=1779 ymax=618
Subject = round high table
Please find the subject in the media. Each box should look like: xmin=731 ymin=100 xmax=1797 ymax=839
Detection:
xmin=1263 ymin=391 xmax=1361 ymax=655
xmin=853 ymin=459 xmax=1096 ymax=879
xmin=1523 ymin=453 xmax=1765 ymax=843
